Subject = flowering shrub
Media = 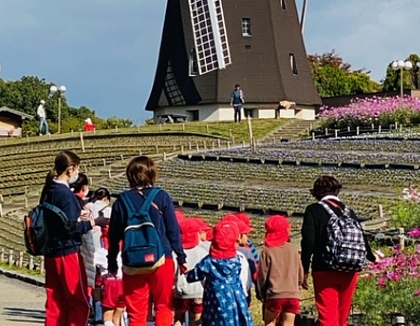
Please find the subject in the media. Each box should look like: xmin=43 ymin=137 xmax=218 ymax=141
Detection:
xmin=318 ymin=96 xmax=420 ymax=128
xmin=353 ymin=246 xmax=420 ymax=325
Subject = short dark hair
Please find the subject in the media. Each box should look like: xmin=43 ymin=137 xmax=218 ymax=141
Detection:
xmin=91 ymin=187 xmax=111 ymax=202
xmin=70 ymin=173 xmax=89 ymax=193
xmin=310 ymin=176 xmax=342 ymax=201
xmin=126 ymin=156 xmax=157 ymax=189
xmin=235 ymin=84 xmax=240 ymax=88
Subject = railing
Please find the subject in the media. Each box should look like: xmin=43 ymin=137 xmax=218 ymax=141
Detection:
xmin=0 ymin=247 xmax=44 ymax=274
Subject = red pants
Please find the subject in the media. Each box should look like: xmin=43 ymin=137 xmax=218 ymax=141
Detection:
xmin=312 ymin=271 xmax=359 ymax=326
xmin=123 ymin=258 xmax=175 ymax=326
xmin=45 ymin=252 xmax=90 ymax=326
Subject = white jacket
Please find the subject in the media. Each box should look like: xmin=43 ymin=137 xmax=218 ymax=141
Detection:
xmin=174 ymin=245 xmax=209 ymax=299
xmin=85 ymin=201 xmax=111 ymax=250
xmin=37 ymin=104 xmax=46 ymax=118
xmin=79 ymin=206 xmax=96 ymax=288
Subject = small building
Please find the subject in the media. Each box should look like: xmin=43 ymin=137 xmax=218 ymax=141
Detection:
xmin=0 ymin=107 xmax=33 ymax=137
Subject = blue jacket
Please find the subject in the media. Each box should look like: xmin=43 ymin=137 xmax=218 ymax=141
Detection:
xmin=43 ymin=181 xmax=92 ymax=257
xmin=108 ymin=188 xmax=186 ymax=270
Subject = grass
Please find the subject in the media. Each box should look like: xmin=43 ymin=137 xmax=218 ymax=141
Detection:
xmin=0 ymin=119 xmax=288 ymax=147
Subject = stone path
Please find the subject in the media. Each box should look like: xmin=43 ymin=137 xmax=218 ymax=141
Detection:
xmin=0 ymin=274 xmax=45 ymax=325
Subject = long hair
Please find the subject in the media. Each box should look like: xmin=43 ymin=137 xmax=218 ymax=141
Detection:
xmin=40 ymin=150 xmax=81 ymax=203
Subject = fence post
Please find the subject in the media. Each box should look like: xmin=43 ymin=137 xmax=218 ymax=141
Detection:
xmin=325 ymin=128 xmax=328 ymax=136
xmin=103 ymin=159 xmax=106 ymax=166
xmin=378 ymin=204 xmax=384 ymax=219
xmin=203 ymin=141 xmax=207 ymax=150
xmin=163 ymin=152 xmax=167 ymax=161
xmin=182 ymin=123 xmax=185 ymax=132
xmin=196 ymin=144 xmax=200 ymax=152
xmin=206 ymin=124 xmax=209 ymax=134
xmin=312 ymin=132 xmax=315 ymax=141
xmin=395 ymin=122 xmax=398 ymax=130
xmin=8 ymin=250 xmax=13 ymax=266
xmin=399 ymin=228 xmax=405 ymax=250
xmin=80 ymin=132 xmax=85 ymax=153
xmin=29 ymin=256 xmax=34 ymax=270
xmin=89 ymin=177 xmax=93 ymax=185
xmin=217 ymin=139 xmax=221 ymax=148
xmin=155 ymin=145 xmax=159 ymax=154
xmin=0 ymin=248 xmax=4 ymax=262
xmin=188 ymin=142 xmax=192 ymax=150
xmin=356 ymin=126 xmax=360 ymax=135
xmin=400 ymin=124 xmax=403 ymax=132
xmin=334 ymin=129 xmax=338 ymax=139
xmin=0 ymin=204 xmax=3 ymax=217
xmin=379 ymin=125 xmax=382 ymax=133
xmin=19 ymin=252 xmax=23 ymax=268
xmin=347 ymin=126 xmax=351 ymax=132
xmin=120 ymin=154 xmax=124 ymax=160
xmin=371 ymin=123 xmax=375 ymax=130
xmin=181 ymin=146 xmax=184 ymax=154
xmin=40 ymin=257 xmax=45 ymax=274
xmin=108 ymin=170 xmax=112 ymax=179
xmin=212 ymin=142 xmax=215 ymax=150
xmin=227 ymin=141 xmax=230 ymax=149
xmin=24 ymin=197 xmax=28 ymax=209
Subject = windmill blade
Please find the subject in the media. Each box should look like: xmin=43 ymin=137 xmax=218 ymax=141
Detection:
xmin=188 ymin=0 xmax=231 ymax=75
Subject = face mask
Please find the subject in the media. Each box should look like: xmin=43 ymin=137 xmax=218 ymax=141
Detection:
xmin=69 ymin=173 xmax=79 ymax=184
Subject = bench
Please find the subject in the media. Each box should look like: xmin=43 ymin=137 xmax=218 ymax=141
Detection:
xmin=156 ymin=113 xmax=189 ymax=124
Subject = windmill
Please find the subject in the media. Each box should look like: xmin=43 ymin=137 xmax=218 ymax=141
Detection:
xmin=146 ymin=0 xmax=321 ymax=122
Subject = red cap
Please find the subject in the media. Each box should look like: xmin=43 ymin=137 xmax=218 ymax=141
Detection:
xmin=210 ymin=221 xmax=239 ymax=260
xmin=222 ymin=215 xmax=253 ymax=235
xmin=264 ymin=215 xmax=291 ymax=248
xmin=191 ymin=218 xmax=213 ymax=241
xmin=234 ymin=212 xmax=253 ymax=231
xmin=175 ymin=210 xmax=186 ymax=223
xmin=180 ymin=219 xmax=200 ymax=249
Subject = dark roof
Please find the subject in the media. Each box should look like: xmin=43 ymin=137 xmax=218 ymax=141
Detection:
xmin=146 ymin=0 xmax=321 ymax=111
xmin=0 ymin=107 xmax=34 ymax=119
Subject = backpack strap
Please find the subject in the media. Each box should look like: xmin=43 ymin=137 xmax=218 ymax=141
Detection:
xmin=41 ymin=202 xmax=68 ymax=220
xmin=319 ymin=200 xmax=351 ymax=218
xmin=119 ymin=192 xmax=137 ymax=220
xmin=139 ymin=188 xmax=161 ymax=218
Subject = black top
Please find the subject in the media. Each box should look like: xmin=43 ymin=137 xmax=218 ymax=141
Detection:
xmin=301 ymin=198 xmax=376 ymax=273
xmin=43 ymin=182 xmax=92 ymax=257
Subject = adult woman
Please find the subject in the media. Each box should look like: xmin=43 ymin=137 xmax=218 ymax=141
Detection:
xmin=108 ymin=156 xmax=187 ymax=326
xmin=40 ymin=150 xmax=108 ymax=326
xmin=301 ymin=176 xmax=376 ymax=326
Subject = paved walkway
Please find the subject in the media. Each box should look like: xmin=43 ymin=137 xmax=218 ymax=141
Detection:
xmin=0 ymin=274 xmax=45 ymax=325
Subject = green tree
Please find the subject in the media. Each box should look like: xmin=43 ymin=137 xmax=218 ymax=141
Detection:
xmin=308 ymin=50 xmax=381 ymax=97
xmin=382 ymin=54 xmax=420 ymax=92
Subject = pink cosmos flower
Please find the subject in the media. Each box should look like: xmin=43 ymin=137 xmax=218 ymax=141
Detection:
xmin=408 ymin=228 xmax=420 ymax=238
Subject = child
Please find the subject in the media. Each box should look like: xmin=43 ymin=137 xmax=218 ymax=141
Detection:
xmin=174 ymin=219 xmax=209 ymax=326
xmin=187 ymin=220 xmax=254 ymax=326
xmin=191 ymin=217 xmax=213 ymax=251
xmin=234 ymin=213 xmax=260 ymax=264
xmin=222 ymin=215 xmax=255 ymax=304
xmin=95 ymin=247 xmax=126 ymax=326
xmin=256 ymin=215 xmax=303 ymax=326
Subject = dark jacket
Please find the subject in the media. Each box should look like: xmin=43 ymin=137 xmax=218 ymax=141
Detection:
xmin=43 ymin=181 xmax=92 ymax=257
xmin=301 ymin=197 xmax=376 ymax=273
xmin=108 ymin=188 xmax=187 ymax=270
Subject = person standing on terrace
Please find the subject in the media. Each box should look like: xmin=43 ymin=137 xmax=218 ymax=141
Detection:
xmin=230 ymin=84 xmax=245 ymax=123
xmin=37 ymin=99 xmax=50 ymax=135
xmin=301 ymin=176 xmax=377 ymax=326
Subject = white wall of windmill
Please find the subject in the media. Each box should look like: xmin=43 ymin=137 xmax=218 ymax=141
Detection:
xmin=279 ymin=105 xmax=316 ymax=120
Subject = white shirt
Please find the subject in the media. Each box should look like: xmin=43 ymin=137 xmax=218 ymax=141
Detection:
xmin=37 ymin=104 xmax=46 ymax=118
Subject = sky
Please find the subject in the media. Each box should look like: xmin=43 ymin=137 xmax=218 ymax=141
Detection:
xmin=0 ymin=0 xmax=418 ymax=123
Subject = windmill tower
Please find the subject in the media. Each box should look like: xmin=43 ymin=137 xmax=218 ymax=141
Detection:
xmin=146 ymin=0 xmax=321 ymax=122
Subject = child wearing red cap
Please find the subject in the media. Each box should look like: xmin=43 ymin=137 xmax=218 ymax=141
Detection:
xmin=234 ymin=213 xmax=260 ymax=264
xmin=256 ymin=215 xmax=304 ymax=326
xmin=174 ymin=219 xmax=209 ymax=326
xmin=191 ymin=217 xmax=213 ymax=251
xmin=187 ymin=221 xmax=255 ymax=326
xmin=222 ymin=215 xmax=256 ymax=305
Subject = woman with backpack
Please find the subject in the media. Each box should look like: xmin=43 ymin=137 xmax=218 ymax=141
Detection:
xmin=300 ymin=176 xmax=377 ymax=326
xmin=40 ymin=150 xmax=108 ymax=326
xmin=107 ymin=156 xmax=188 ymax=326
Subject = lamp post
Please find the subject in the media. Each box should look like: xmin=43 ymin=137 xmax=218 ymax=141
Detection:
xmin=49 ymin=85 xmax=66 ymax=134
xmin=391 ymin=60 xmax=413 ymax=98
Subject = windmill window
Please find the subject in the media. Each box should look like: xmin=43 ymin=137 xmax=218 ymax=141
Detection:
xmin=290 ymin=53 xmax=298 ymax=75
xmin=189 ymin=48 xmax=199 ymax=77
xmin=280 ymin=0 xmax=287 ymax=10
xmin=242 ymin=18 xmax=252 ymax=37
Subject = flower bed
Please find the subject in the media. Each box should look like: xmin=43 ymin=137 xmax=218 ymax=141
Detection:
xmin=354 ymin=246 xmax=420 ymax=325
xmin=318 ymin=96 xmax=420 ymax=128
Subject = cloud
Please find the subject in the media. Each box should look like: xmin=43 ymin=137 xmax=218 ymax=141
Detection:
xmin=300 ymin=0 xmax=420 ymax=81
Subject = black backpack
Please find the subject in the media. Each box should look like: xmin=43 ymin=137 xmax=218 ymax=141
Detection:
xmin=24 ymin=202 xmax=72 ymax=256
